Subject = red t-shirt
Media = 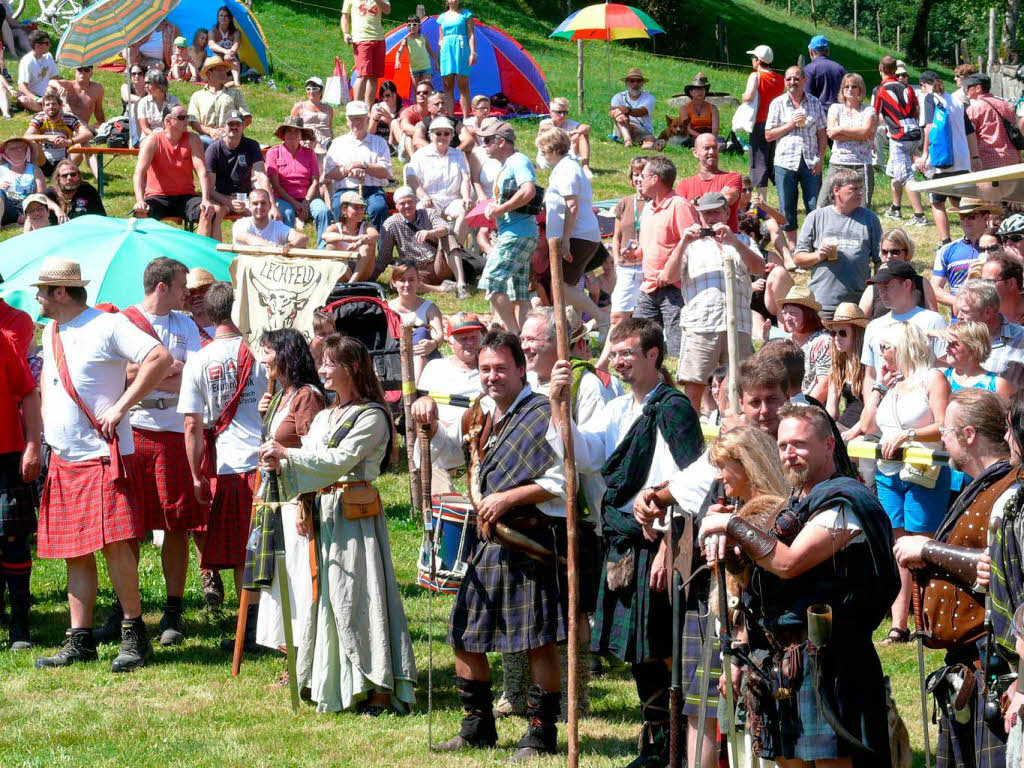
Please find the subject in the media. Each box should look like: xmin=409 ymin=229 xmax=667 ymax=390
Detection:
xmin=0 ymin=330 xmax=35 ymax=454
xmin=675 ymin=170 xmax=744 ymax=231
xmin=0 ymin=300 xmax=34 ymax=358
xmin=399 ymin=105 xmax=427 ymax=127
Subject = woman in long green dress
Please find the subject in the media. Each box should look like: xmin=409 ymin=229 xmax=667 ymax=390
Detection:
xmin=259 ymin=334 xmax=416 ymax=715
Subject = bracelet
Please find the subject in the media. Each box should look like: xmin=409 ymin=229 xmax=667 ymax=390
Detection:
xmin=872 ymin=383 xmax=888 ymax=396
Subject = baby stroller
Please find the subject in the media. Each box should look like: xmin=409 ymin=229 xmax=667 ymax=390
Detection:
xmin=320 ymin=282 xmax=403 ymax=409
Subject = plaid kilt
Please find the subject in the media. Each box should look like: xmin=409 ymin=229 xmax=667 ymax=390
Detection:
xmin=132 ymin=428 xmax=206 ymax=532
xmin=477 ymin=232 xmax=535 ymax=301
xmin=37 ymin=452 xmax=143 ymax=559
xmin=680 ymin=598 xmax=722 ymax=717
xmin=448 ymin=514 xmax=568 ymax=653
xmin=0 ymin=451 xmax=37 ymax=539
xmin=935 ymin=669 xmax=1007 ymax=768
xmin=201 ymin=471 xmax=256 ymax=570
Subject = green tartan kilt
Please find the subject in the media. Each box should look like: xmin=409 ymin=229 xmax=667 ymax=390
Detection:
xmin=936 ymin=667 xmax=1007 ymax=768
xmin=680 ymin=599 xmax=722 ymax=717
xmin=0 ymin=452 xmax=36 ymax=539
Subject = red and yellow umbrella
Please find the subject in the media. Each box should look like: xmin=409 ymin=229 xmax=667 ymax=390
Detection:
xmin=550 ymin=3 xmax=664 ymax=42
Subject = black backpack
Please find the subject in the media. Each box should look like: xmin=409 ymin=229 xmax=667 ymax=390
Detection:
xmin=875 ymin=81 xmax=922 ymax=143
xmin=984 ymin=95 xmax=1024 ymax=151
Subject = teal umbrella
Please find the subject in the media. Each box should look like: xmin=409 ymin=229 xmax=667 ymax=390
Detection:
xmin=0 ymin=216 xmax=233 ymax=322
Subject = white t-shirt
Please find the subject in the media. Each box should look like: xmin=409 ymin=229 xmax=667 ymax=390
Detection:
xmin=231 ymin=216 xmax=294 ymax=246
xmin=535 ymin=117 xmax=581 ymax=167
xmin=41 ymin=308 xmax=160 ymax=462
xmin=416 ymin=356 xmax=480 ymax=467
xmin=861 ymin=306 xmax=947 ymax=371
xmin=407 ymin=144 xmax=469 ymax=209
xmin=610 ymin=89 xmax=656 ymax=136
xmin=128 ymin=308 xmax=202 ymax=433
xmin=544 ymin=155 xmax=601 ymax=242
xmin=18 ymin=52 xmax=58 ymax=98
xmin=178 ymin=336 xmax=268 ymax=474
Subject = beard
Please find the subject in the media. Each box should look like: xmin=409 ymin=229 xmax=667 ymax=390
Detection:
xmin=783 ymin=461 xmax=810 ymax=491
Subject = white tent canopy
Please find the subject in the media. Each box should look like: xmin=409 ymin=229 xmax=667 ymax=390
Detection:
xmin=907 ymin=164 xmax=1024 ymax=204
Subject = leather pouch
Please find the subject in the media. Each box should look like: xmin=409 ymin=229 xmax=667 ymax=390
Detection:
xmin=341 ymin=483 xmax=383 ymax=520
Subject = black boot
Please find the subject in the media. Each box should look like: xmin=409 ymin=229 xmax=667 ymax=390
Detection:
xmin=111 ymin=618 xmax=152 ymax=673
xmin=432 ymin=676 xmax=499 ymax=751
xmin=8 ymin=594 xmax=32 ymax=650
xmin=92 ymin=599 xmax=124 ymax=644
xmin=35 ymin=629 xmax=98 ymax=668
xmin=510 ymin=684 xmax=560 ymax=762
xmin=622 ymin=661 xmax=671 ymax=768
xmin=158 ymin=603 xmax=186 ymax=647
xmin=220 ymin=602 xmax=259 ymax=653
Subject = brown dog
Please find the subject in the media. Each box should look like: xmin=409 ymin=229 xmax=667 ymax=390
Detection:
xmin=658 ymin=114 xmax=688 ymax=146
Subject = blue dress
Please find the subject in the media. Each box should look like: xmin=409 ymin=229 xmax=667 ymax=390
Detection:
xmin=438 ymin=9 xmax=472 ymax=77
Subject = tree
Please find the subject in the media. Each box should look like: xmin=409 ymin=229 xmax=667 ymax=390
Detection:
xmin=907 ymin=0 xmax=938 ymax=65
xmin=1004 ymin=0 xmax=1021 ymax=63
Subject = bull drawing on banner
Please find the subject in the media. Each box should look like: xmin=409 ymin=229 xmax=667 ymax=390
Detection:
xmin=249 ymin=262 xmax=321 ymax=336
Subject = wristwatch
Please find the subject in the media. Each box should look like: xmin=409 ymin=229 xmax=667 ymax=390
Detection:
xmin=906 ymin=428 xmax=917 ymax=442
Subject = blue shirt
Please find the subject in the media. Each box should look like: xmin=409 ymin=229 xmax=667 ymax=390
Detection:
xmin=803 ymin=54 xmax=846 ymax=113
xmin=493 ymin=151 xmax=538 ymax=238
xmin=932 ymin=238 xmax=980 ymax=295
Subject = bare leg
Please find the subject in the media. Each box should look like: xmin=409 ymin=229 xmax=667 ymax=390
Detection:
xmin=443 ymin=237 xmax=467 ymax=287
xmin=161 ymin=529 xmax=189 ymax=599
xmin=365 ymin=77 xmax=378 ymax=105
xmin=350 ymin=245 xmax=375 ymax=282
xmin=573 ymin=131 xmax=591 ymax=169
xmin=764 ymin=266 xmax=794 ymax=317
xmin=490 ymin=291 xmax=520 ymax=332
xmin=442 ymin=74 xmax=456 ymax=117
xmin=686 ymin=717 xmax=718 ymax=768
xmin=454 ymin=648 xmax=492 ymax=681
xmin=354 ymin=76 xmax=368 ymax=105
xmin=67 ymin=554 xmax=99 ymax=627
xmin=230 ymin=58 xmax=241 ymax=86
xmin=890 ymin=527 xmax=910 ymax=632
xmin=456 ymin=75 xmax=470 ymax=121
xmin=527 ymin=643 xmax=560 ymax=692
xmin=102 ymin=540 xmax=142 ymax=619
xmin=933 ymin=200 xmax=951 ymax=242
xmin=683 ymin=381 xmax=706 ymax=409
xmin=907 ymin=187 xmax=925 ymax=216
xmin=890 ymin=179 xmax=904 ymax=209
xmin=0 ymin=85 xmax=10 ymax=118
xmin=560 ymin=280 xmax=607 ymax=323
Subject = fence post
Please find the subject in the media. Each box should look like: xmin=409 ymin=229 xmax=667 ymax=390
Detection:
xmin=876 ymin=11 xmax=881 ymax=44
xmin=989 ymin=7 xmax=998 ymax=72
xmin=853 ymin=0 xmax=858 ymax=39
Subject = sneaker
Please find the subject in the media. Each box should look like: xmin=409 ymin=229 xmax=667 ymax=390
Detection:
xmin=456 ymin=283 xmax=471 ymax=300
xmin=439 ymin=279 xmax=457 ymax=294
xmin=884 ymin=205 xmax=902 ymax=220
xmin=35 ymin=629 xmax=98 ymax=668
xmin=158 ymin=610 xmax=186 ymax=647
xmin=201 ymin=569 xmax=224 ymax=607
xmin=92 ymin=603 xmax=124 ymax=644
xmin=906 ymin=214 xmax=928 ymax=227
xmin=111 ymin=620 xmax=152 ymax=673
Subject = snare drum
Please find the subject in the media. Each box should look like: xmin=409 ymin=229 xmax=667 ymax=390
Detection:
xmin=417 ymin=493 xmax=478 ymax=594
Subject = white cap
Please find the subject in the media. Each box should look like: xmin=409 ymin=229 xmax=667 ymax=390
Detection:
xmin=895 ymin=60 xmax=908 ymax=75
xmin=393 ymin=185 xmax=416 ymax=201
xmin=345 ymin=100 xmax=369 ymax=117
xmin=428 ymin=116 xmax=455 ymax=133
xmin=746 ymin=44 xmax=774 ymax=64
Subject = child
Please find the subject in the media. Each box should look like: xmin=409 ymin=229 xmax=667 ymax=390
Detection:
xmin=387 ymin=260 xmax=443 ymax=379
xmin=396 ymin=16 xmax=438 ymax=88
xmin=168 ymin=36 xmax=198 ymax=82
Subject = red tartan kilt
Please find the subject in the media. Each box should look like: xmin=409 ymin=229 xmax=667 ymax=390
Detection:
xmin=37 ymin=452 xmax=144 ymax=559
xmin=132 ymin=428 xmax=207 ymax=532
xmin=200 ymin=470 xmax=256 ymax=570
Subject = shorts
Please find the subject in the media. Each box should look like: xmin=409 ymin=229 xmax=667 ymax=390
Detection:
xmin=875 ymin=467 xmax=951 ymax=533
xmin=676 ymin=328 xmax=753 ymax=384
xmin=0 ymin=191 xmax=24 ymax=226
xmin=885 ymin=138 xmax=917 ymax=184
xmin=144 ymin=194 xmax=203 ymax=223
xmin=477 ymin=231 xmax=536 ymax=301
xmin=610 ymin=264 xmax=643 ymax=312
xmin=353 ymin=40 xmax=386 ymax=79
xmin=411 ymin=68 xmax=432 ymax=78
xmin=559 ymin=238 xmax=601 ymax=285
xmin=929 ymin=170 xmax=963 ymax=206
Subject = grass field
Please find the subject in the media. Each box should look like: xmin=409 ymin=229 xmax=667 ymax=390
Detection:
xmin=0 ymin=0 xmax=970 ymax=765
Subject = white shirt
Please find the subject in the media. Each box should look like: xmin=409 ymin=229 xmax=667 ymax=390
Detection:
xmin=18 ymin=52 xmax=58 ymax=98
xmin=535 ymin=117 xmax=581 ymax=167
xmin=231 ymin=216 xmax=294 ymax=246
xmin=544 ymin=155 xmax=601 ymax=242
xmin=323 ymin=131 xmax=392 ymax=194
xmin=665 ymin=448 xmax=718 ymax=525
xmin=861 ymin=306 xmax=947 ymax=371
xmin=611 ymin=89 xmax=656 ymax=136
xmin=407 ymin=144 xmax=469 ymax=209
xmin=417 ymin=355 xmax=481 ymax=430
xmin=128 ymin=307 xmax=202 ymax=433
xmin=41 ymin=308 xmax=159 ymax=462
xmin=178 ymin=336 xmax=268 ymax=474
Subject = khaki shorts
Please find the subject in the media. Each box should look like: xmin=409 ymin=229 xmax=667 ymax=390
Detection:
xmin=676 ymin=329 xmax=753 ymax=384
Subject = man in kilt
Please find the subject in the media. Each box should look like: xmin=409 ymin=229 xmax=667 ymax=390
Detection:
xmin=549 ymin=317 xmax=705 ymax=767
xmin=895 ymin=388 xmax=1012 ymax=768
xmin=33 ymin=258 xmax=173 ymax=672
xmin=179 ymin=282 xmax=267 ymax=651
xmin=418 ymin=330 xmax=568 ymax=761
xmin=91 ymin=258 xmax=205 ymax=648
xmin=699 ymin=404 xmax=899 ymax=767
xmin=0 ymin=315 xmax=42 ymax=650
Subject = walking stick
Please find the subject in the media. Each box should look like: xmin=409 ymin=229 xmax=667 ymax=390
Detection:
xmin=669 ymin=508 xmax=693 ymax=768
xmin=721 ymin=247 xmax=741 ymax=414
xmin=269 ymin=470 xmax=301 ymax=713
xmin=549 ymin=243 xmax=582 ymax=767
xmin=418 ymin=423 xmax=435 ymax=750
xmin=717 ymin=561 xmax=742 ymax=767
xmin=911 ymin=576 xmax=932 ymax=768
xmin=400 ymin=325 xmax=423 ymax=520
xmin=233 ymin=373 xmax=277 ymax=677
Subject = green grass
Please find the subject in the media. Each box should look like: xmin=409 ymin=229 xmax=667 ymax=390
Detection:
xmin=0 ymin=0 xmax=969 ymax=764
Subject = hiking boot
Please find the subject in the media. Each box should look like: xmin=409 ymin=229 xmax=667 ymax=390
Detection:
xmin=158 ymin=609 xmax=186 ymax=647
xmin=884 ymin=205 xmax=902 ymax=220
xmin=907 ymin=214 xmax=928 ymax=227
xmin=8 ymin=600 xmax=32 ymax=650
xmin=111 ymin=620 xmax=152 ymax=673
xmin=201 ymin=569 xmax=224 ymax=607
xmin=35 ymin=629 xmax=98 ymax=668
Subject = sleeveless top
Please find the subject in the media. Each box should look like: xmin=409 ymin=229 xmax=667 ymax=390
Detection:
xmin=876 ymin=372 xmax=942 ymax=475
xmin=685 ymin=101 xmax=713 ymax=133
xmin=405 ymin=35 xmax=431 ymax=71
xmin=299 ymin=104 xmax=332 ymax=147
xmin=943 ymin=367 xmax=999 ymax=393
xmin=212 ymin=28 xmax=235 ymax=49
xmin=391 ymin=298 xmax=435 ymax=328
xmin=0 ymin=163 xmax=38 ymax=204
xmin=755 ymin=70 xmax=785 ymax=123
xmin=146 ymin=131 xmax=194 ymax=197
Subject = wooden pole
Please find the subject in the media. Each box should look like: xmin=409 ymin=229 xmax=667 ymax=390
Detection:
xmin=897 ymin=25 xmax=901 ymax=52
xmin=721 ymin=253 xmax=740 ymax=413
xmin=853 ymin=0 xmax=858 ymax=39
xmin=990 ymin=7 xmax=998 ymax=71
xmin=577 ymin=40 xmax=584 ymax=113
xmin=418 ymin=424 xmax=435 ymax=749
xmin=876 ymin=11 xmax=882 ymax=45
xmin=399 ymin=325 xmax=422 ymax=520
xmin=548 ymin=247 xmax=581 ymax=768
xmin=216 ymin=243 xmax=348 ymax=261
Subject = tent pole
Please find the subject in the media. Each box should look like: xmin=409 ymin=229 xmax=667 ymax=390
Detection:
xmin=577 ymin=39 xmax=584 ymax=112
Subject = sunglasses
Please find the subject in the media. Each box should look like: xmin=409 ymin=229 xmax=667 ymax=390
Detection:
xmin=1005 ymin=234 xmax=1024 ymax=243
xmin=979 ymin=243 xmax=1002 ymax=253
xmin=169 ymin=113 xmax=188 ymax=121
xmin=742 ymin=186 xmax=752 ymax=192
xmin=551 ymin=109 xmax=568 ymax=115
xmin=880 ymin=248 xmax=905 ymax=256
xmin=58 ymin=171 xmax=80 ymax=178
xmin=483 ymin=136 xmax=499 ymax=144
xmin=828 ymin=328 xmax=850 ymax=338
xmin=416 ymin=90 xmax=432 ymax=96
xmin=131 ymin=70 xmax=145 ymax=76
xmin=432 ymin=131 xmax=453 ymax=137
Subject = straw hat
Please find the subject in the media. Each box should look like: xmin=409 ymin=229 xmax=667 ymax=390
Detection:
xmin=824 ymin=302 xmax=869 ymax=328
xmin=622 ymin=68 xmax=648 ymax=83
xmin=274 ymin=115 xmax=314 ymax=142
xmin=201 ymin=55 xmax=230 ymax=78
xmin=955 ymin=197 xmax=1000 ymax=216
xmin=779 ymin=285 xmax=821 ymax=314
xmin=32 ymin=257 xmax=89 ymax=287
xmin=185 ymin=267 xmax=216 ymax=291
xmin=0 ymin=136 xmax=43 ymax=166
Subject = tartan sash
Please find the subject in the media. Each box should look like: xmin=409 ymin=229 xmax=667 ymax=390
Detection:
xmin=476 ymin=392 xmax=557 ymax=498
xmin=200 ymin=340 xmax=255 ymax=478
xmin=196 ymin=323 xmax=213 ymax=347
xmin=51 ymin=321 xmax=126 ymax=479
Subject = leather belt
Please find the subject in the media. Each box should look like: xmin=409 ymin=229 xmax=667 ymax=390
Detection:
xmin=319 ymin=480 xmax=372 ymax=493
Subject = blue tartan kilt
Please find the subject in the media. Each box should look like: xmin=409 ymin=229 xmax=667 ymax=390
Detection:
xmin=0 ymin=451 xmax=36 ymax=539
xmin=681 ymin=599 xmax=722 ymax=717
xmin=936 ymin=669 xmax=1007 ymax=768
xmin=448 ymin=516 xmax=569 ymax=653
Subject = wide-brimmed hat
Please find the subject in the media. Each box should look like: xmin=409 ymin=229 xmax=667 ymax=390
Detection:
xmin=684 ymin=73 xmax=710 ymax=97
xmin=201 ymin=55 xmax=230 ymax=77
xmin=955 ymin=197 xmax=1000 ymax=216
xmin=32 ymin=257 xmax=89 ymax=287
xmin=622 ymin=68 xmax=648 ymax=83
xmin=274 ymin=115 xmax=314 ymax=142
xmin=779 ymin=285 xmax=821 ymax=314
xmin=338 ymin=190 xmax=366 ymax=207
xmin=185 ymin=267 xmax=216 ymax=291
xmin=824 ymin=302 xmax=869 ymax=328
xmin=345 ymin=100 xmax=369 ymax=117
xmin=895 ymin=60 xmax=909 ymax=76
xmin=0 ymin=136 xmax=42 ymax=165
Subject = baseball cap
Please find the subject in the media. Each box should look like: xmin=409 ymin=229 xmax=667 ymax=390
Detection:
xmin=919 ymin=70 xmax=941 ymax=84
xmin=224 ymin=109 xmax=245 ymax=125
xmin=746 ymin=44 xmax=774 ymax=64
xmin=393 ymin=185 xmax=416 ymax=202
xmin=477 ymin=120 xmax=515 ymax=142
xmin=867 ymin=259 xmax=918 ymax=284
xmin=808 ymin=35 xmax=829 ymax=50
xmin=305 ymin=76 xmax=324 ymax=90
xmin=173 ymin=36 xmax=187 ymax=47
xmin=446 ymin=312 xmax=486 ymax=336
xmin=345 ymin=100 xmax=369 ymax=117
xmin=23 ymin=193 xmax=49 ymax=210
xmin=695 ymin=191 xmax=728 ymax=211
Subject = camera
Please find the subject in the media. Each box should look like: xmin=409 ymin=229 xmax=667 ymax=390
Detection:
xmin=700 ymin=227 xmax=715 ymax=238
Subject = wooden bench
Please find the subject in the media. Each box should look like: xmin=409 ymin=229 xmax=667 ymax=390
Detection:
xmin=67 ymin=146 xmax=140 ymax=197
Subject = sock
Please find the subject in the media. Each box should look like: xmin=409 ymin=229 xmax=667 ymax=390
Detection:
xmin=70 ymin=627 xmax=92 ymax=635
xmin=165 ymin=595 xmax=183 ymax=613
xmin=1 ymin=533 xmax=32 ymax=600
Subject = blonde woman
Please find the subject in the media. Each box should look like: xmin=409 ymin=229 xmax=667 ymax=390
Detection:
xmin=868 ymin=321 xmax=951 ymax=644
xmin=822 ymin=72 xmax=878 ymax=207
xmin=824 ymin=302 xmax=869 ymax=431
xmin=933 ymin=320 xmax=1013 ymax=401
xmin=859 ymin=228 xmax=938 ymax=318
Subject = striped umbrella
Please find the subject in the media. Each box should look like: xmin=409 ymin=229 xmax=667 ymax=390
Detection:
xmin=550 ymin=3 xmax=664 ymax=41
xmin=56 ymin=0 xmax=182 ymax=68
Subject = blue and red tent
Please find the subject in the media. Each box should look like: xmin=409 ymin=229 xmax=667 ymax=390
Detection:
xmin=353 ymin=17 xmax=549 ymax=114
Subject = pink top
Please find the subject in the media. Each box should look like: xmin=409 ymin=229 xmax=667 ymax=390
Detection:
xmin=638 ymin=192 xmax=698 ymax=293
xmin=265 ymin=143 xmax=319 ymax=200
xmin=968 ymin=94 xmax=1020 ymax=169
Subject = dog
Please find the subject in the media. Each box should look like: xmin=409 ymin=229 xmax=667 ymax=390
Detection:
xmin=885 ymin=676 xmax=913 ymax=768
xmin=658 ymin=114 xmax=688 ymax=146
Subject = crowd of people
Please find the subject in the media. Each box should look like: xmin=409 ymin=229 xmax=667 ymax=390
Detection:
xmin=8 ymin=8 xmax=1024 ymax=768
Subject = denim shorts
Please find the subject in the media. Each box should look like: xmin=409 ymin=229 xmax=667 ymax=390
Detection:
xmin=875 ymin=466 xmax=951 ymax=533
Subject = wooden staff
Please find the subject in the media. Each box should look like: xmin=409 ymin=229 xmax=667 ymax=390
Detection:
xmin=549 ymin=246 xmax=581 ymax=767
xmin=399 ymin=325 xmax=423 ymax=518
xmin=418 ymin=423 xmax=436 ymax=749
xmin=233 ymin=372 xmax=276 ymax=677
xmin=216 ymin=243 xmax=346 ymax=261
xmin=719 ymin=238 xmax=741 ymax=413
